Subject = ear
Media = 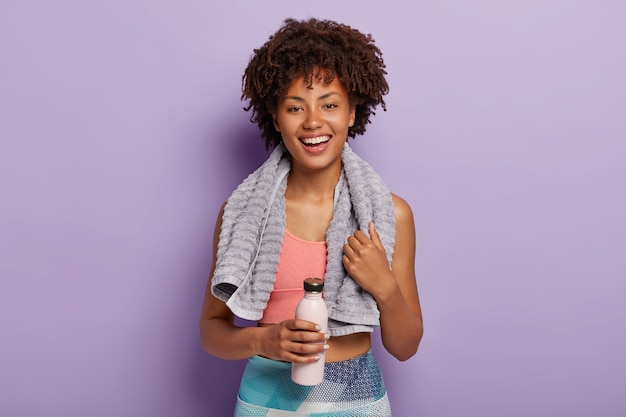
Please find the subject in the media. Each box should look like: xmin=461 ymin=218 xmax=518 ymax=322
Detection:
xmin=272 ymin=112 xmax=281 ymax=132
xmin=348 ymin=106 xmax=356 ymax=128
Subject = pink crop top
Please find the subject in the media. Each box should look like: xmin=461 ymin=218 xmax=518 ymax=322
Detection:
xmin=259 ymin=229 xmax=327 ymax=324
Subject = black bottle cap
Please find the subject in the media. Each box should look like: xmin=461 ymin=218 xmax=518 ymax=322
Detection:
xmin=303 ymin=277 xmax=324 ymax=292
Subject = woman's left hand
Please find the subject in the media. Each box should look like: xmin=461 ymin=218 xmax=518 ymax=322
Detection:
xmin=342 ymin=222 xmax=394 ymax=296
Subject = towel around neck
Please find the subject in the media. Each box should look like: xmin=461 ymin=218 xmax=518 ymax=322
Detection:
xmin=211 ymin=142 xmax=396 ymax=336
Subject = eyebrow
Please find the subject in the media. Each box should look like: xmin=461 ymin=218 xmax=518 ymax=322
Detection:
xmin=282 ymin=92 xmax=341 ymax=102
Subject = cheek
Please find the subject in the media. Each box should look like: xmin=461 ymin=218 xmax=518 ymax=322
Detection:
xmin=331 ymin=112 xmax=354 ymax=129
xmin=276 ymin=117 xmax=297 ymax=134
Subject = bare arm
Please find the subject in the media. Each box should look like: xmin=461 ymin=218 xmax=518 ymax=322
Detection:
xmin=199 ymin=203 xmax=328 ymax=362
xmin=342 ymin=193 xmax=423 ymax=361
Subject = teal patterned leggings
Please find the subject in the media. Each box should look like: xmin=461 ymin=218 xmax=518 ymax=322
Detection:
xmin=234 ymin=349 xmax=392 ymax=416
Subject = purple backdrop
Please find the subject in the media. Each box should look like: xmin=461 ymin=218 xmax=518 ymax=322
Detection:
xmin=1 ymin=1 xmax=625 ymax=416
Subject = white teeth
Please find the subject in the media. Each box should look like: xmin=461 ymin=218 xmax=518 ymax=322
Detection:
xmin=301 ymin=136 xmax=330 ymax=145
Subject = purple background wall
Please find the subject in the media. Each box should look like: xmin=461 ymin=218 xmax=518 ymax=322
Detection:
xmin=1 ymin=1 xmax=625 ymax=416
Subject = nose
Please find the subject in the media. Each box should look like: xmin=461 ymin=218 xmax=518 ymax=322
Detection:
xmin=303 ymin=108 xmax=323 ymax=130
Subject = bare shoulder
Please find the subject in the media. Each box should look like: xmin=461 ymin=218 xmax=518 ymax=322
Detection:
xmin=390 ymin=193 xmax=415 ymax=227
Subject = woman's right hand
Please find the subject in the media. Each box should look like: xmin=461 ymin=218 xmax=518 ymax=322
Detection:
xmin=201 ymin=203 xmax=330 ymax=362
xmin=257 ymin=319 xmax=329 ymax=363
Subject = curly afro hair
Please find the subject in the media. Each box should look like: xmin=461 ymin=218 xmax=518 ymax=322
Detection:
xmin=242 ymin=18 xmax=389 ymax=150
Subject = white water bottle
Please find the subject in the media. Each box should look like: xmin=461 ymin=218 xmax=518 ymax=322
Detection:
xmin=291 ymin=277 xmax=328 ymax=386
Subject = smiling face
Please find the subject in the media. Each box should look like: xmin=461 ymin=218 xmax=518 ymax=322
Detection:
xmin=272 ymin=71 xmax=356 ymax=174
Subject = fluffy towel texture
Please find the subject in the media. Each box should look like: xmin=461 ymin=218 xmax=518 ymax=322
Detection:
xmin=211 ymin=142 xmax=396 ymax=336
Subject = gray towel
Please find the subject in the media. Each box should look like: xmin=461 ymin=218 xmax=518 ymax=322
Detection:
xmin=211 ymin=142 xmax=396 ymax=336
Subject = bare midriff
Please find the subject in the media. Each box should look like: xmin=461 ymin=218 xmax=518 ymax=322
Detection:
xmin=257 ymin=323 xmax=371 ymax=362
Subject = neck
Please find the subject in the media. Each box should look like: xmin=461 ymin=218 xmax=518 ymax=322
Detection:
xmin=286 ymin=163 xmax=341 ymax=201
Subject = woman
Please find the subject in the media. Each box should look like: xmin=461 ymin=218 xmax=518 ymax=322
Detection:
xmin=200 ymin=17 xmax=423 ymax=416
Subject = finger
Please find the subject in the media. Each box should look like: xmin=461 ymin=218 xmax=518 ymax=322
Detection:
xmin=289 ymin=347 xmax=328 ymax=363
xmin=290 ymin=338 xmax=330 ymax=355
xmin=368 ymin=222 xmax=384 ymax=250
xmin=343 ymin=241 xmax=356 ymax=257
xmin=352 ymin=229 xmax=371 ymax=245
xmin=291 ymin=319 xmax=323 ymax=332
xmin=293 ymin=330 xmax=328 ymax=344
xmin=346 ymin=234 xmax=362 ymax=249
xmin=342 ymin=254 xmax=352 ymax=269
